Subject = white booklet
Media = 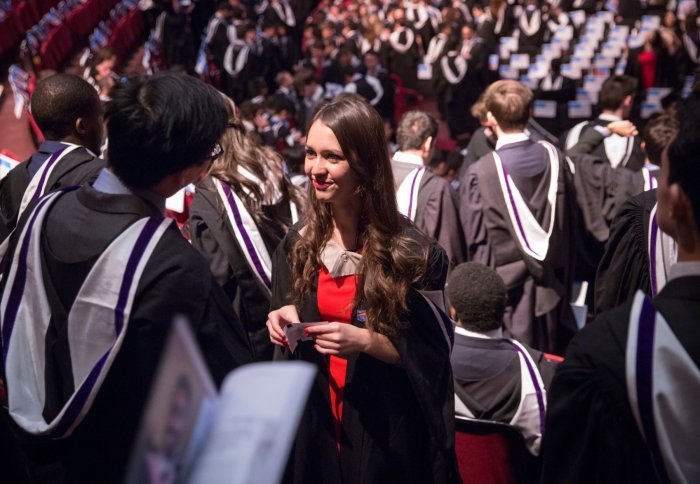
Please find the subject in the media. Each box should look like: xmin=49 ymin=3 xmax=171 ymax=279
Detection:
xmin=123 ymin=317 xmax=315 ymax=484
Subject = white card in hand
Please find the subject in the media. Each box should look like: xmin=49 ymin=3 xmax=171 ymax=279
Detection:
xmin=283 ymin=322 xmax=327 ymax=353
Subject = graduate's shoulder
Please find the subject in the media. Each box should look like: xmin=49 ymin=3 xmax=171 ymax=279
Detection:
xmin=562 ymin=299 xmax=633 ymax=374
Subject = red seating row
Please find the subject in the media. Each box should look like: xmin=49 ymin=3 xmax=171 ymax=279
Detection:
xmin=107 ymin=7 xmax=142 ymax=65
xmin=0 ymin=0 xmax=120 ymax=60
xmin=38 ymin=21 xmax=72 ymax=70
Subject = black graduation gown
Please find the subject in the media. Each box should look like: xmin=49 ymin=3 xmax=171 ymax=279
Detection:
xmin=541 ymin=275 xmax=700 ymax=484
xmin=451 ymin=332 xmax=557 ymax=421
xmin=387 ymin=28 xmax=420 ymax=91
xmin=458 ymin=126 xmax=496 ymax=179
xmin=577 ymin=118 xmax=645 ymax=172
xmin=415 ymin=169 xmax=466 ymax=271
xmin=594 ymin=189 xmax=656 ymax=314
xmin=517 ymin=9 xmax=547 ymax=58
xmin=460 ymin=139 xmax=577 ymax=353
xmin=566 ymin=127 xmax=648 ymax=285
xmin=434 ymin=51 xmax=480 ymax=140
xmin=189 ymin=176 xmax=291 ymax=361
xmin=0 ymin=184 xmax=253 ymax=483
xmin=0 ymin=144 xmax=104 ymax=241
xmin=271 ymin=223 xmax=461 ymax=484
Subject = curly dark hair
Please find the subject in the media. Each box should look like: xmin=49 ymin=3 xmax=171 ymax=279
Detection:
xmin=447 ymin=262 xmax=506 ymax=333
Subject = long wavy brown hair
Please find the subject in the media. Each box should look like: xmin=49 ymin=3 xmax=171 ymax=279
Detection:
xmin=290 ymin=93 xmax=430 ymax=336
xmin=208 ymin=97 xmax=304 ymax=235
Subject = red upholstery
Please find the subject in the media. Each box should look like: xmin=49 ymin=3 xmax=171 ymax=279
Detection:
xmin=0 ymin=12 xmax=20 ymax=56
xmin=389 ymin=73 xmax=424 ymax=126
xmin=39 ymin=22 xmax=73 ymax=70
xmin=65 ymin=0 xmax=100 ymax=40
xmin=108 ymin=8 xmax=142 ymax=63
xmin=543 ymin=353 xmax=564 ymax=363
xmin=454 ymin=417 xmax=541 ymax=484
xmin=98 ymin=0 xmax=119 ymax=17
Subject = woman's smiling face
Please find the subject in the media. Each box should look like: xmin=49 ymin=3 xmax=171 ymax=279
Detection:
xmin=304 ymin=119 xmax=361 ymax=207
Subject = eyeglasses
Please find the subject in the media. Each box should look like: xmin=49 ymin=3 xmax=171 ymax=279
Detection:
xmin=205 ymin=143 xmax=224 ymax=165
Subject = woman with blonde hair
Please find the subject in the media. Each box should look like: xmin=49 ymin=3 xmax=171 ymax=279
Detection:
xmin=266 ymin=93 xmax=460 ymax=483
xmin=189 ymin=97 xmax=303 ymax=361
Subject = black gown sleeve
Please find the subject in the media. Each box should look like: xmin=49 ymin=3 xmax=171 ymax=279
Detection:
xmin=390 ymin=237 xmax=462 ymax=483
xmin=594 ymin=193 xmax=651 ymax=315
xmin=567 ymin=128 xmax=645 ymax=242
xmin=540 ymin=306 xmax=658 ymax=484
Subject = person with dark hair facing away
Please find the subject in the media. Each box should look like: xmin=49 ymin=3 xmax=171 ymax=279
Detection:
xmin=566 ymin=117 xmax=660 ymax=292
xmin=189 ymin=97 xmax=304 ymax=361
xmin=0 ymin=73 xmax=253 ymax=483
xmin=266 ymin=93 xmax=460 ymax=484
xmin=0 ymin=73 xmax=105 ymax=241
xmin=594 ymin=114 xmax=680 ymax=314
xmin=449 ymin=262 xmax=557 ymax=456
xmin=393 ymin=110 xmax=465 ymax=270
xmin=460 ymin=80 xmax=577 ymax=354
xmin=541 ymin=93 xmax=700 ymax=484
xmin=563 ymin=75 xmax=644 ymax=171
xmin=562 ymin=74 xmax=645 ymax=288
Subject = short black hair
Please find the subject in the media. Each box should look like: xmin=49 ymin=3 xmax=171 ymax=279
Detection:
xmin=447 ymin=262 xmax=506 ymax=332
xmin=105 ymin=73 xmax=227 ymax=189
xmin=668 ymin=93 xmax=700 ymax=229
xmin=599 ymin=75 xmax=637 ymax=111
xmin=643 ymin=114 xmax=678 ymax=165
xmin=30 ymin=73 xmax=101 ymax=140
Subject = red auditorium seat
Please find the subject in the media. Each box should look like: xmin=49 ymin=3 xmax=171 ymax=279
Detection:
xmin=455 ymin=416 xmax=541 ymax=484
xmin=108 ymin=8 xmax=143 ymax=64
xmin=14 ymin=0 xmax=40 ymax=33
xmin=39 ymin=23 xmax=73 ymax=71
xmin=390 ymin=73 xmax=424 ymax=127
xmin=0 ymin=13 xmax=19 ymax=56
xmin=65 ymin=0 xmax=100 ymax=41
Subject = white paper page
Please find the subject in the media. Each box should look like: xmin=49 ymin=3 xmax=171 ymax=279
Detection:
xmin=568 ymin=101 xmax=592 ymax=119
xmin=0 ymin=154 xmax=20 ymax=180
xmin=646 ymin=87 xmax=672 ymax=104
xmin=510 ymin=54 xmax=530 ymax=70
xmin=166 ymin=188 xmax=186 ymax=213
xmin=519 ymin=76 xmax=538 ymax=90
xmin=541 ymin=44 xmax=559 ymax=60
xmin=574 ymin=44 xmax=594 ymax=57
xmin=561 ymin=63 xmax=581 ymax=80
xmin=533 ymin=100 xmax=557 ymax=119
xmin=571 ymin=55 xmax=591 ymax=70
xmin=640 ymin=101 xmax=661 ymax=119
xmin=596 ymin=10 xmax=614 ymax=23
xmin=499 ymin=65 xmax=518 ymax=79
xmin=283 ymin=322 xmax=328 ymax=353
xmin=594 ymin=55 xmax=614 ymax=68
xmin=187 ymin=362 xmax=316 ymax=484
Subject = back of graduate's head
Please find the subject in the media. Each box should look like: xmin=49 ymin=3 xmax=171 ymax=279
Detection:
xmin=396 ymin=110 xmax=438 ymax=155
xmin=663 ymin=93 xmax=700 ymax=235
xmin=643 ymin=114 xmax=678 ymax=166
xmin=31 ymin=73 xmax=104 ymax=154
xmin=484 ymin=80 xmax=533 ymax=133
xmin=599 ymin=75 xmax=637 ymax=113
xmin=447 ymin=262 xmax=506 ymax=333
xmin=105 ymin=74 xmax=227 ymax=192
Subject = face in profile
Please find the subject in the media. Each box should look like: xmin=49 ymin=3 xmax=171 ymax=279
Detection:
xmin=304 ymin=120 xmax=361 ymax=207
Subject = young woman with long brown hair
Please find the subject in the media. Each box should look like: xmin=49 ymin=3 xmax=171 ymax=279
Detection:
xmin=189 ymin=96 xmax=304 ymax=361
xmin=266 ymin=93 xmax=460 ymax=483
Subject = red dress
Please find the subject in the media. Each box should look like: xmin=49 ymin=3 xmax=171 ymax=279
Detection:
xmin=316 ymin=266 xmax=357 ymax=451
xmin=638 ymin=49 xmax=657 ymax=91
